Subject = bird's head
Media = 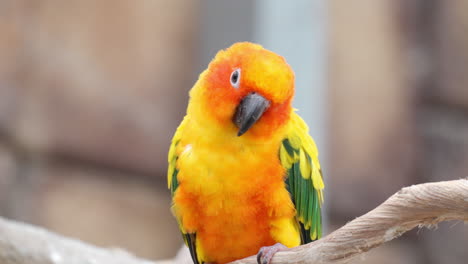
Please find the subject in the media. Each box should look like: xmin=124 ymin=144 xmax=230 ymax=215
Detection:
xmin=189 ymin=42 xmax=295 ymax=139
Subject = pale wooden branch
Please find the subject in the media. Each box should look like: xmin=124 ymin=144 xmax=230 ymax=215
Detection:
xmin=0 ymin=179 xmax=466 ymax=264
xmin=232 ymin=178 xmax=468 ymax=264
xmin=0 ymin=216 xmax=162 ymax=264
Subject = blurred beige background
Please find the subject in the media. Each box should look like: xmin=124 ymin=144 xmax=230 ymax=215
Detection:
xmin=0 ymin=0 xmax=466 ymax=263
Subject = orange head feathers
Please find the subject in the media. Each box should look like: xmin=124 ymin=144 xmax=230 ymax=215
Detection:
xmin=188 ymin=42 xmax=295 ymax=139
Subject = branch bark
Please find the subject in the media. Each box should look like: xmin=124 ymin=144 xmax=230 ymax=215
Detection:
xmin=0 ymin=216 xmax=163 ymax=264
xmin=232 ymin=178 xmax=468 ymax=264
xmin=0 ymin=179 xmax=466 ymax=264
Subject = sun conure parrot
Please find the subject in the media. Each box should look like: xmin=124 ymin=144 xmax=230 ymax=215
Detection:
xmin=168 ymin=42 xmax=324 ymax=264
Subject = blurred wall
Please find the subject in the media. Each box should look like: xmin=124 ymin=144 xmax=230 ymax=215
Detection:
xmin=0 ymin=0 xmax=199 ymax=259
xmin=329 ymin=1 xmax=467 ymax=263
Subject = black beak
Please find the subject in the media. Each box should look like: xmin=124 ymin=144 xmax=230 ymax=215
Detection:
xmin=234 ymin=93 xmax=270 ymax=136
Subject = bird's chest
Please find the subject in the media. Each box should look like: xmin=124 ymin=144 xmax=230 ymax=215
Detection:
xmin=173 ymin=139 xmax=297 ymax=263
xmin=177 ymin=140 xmax=284 ymax=196
xmin=174 ymin=141 xmax=294 ymax=263
xmin=175 ymin=139 xmax=291 ymax=220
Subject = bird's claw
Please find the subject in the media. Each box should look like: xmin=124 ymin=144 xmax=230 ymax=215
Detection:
xmin=256 ymin=243 xmax=288 ymax=264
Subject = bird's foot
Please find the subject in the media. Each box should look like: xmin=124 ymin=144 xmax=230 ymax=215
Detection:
xmin=256 ymin=243 xmax=288 ymax=264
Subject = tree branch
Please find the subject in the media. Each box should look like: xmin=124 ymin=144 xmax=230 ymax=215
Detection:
xmin=232 ymin=178 xmax=468 ymax=264
xmin=0 ymin=216 xmax=163 ymax=264
xmin=0 ymin=179 xmax=466 ymax=264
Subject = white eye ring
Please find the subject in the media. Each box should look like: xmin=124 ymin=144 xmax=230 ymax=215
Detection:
xmin=230 ymin=68 xmax=241 ymax=89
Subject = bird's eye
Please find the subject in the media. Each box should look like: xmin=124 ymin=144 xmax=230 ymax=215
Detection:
xmin=230 ymin=68 xmax=241 ymax=89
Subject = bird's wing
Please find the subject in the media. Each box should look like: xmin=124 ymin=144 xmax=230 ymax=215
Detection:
xmin=168 ymin=117 xmax=201 ymax=264
xmin=168 ymin=116 xmax=186 ymax=195
xmin=279 ymin=112 xmax=325 ymax=243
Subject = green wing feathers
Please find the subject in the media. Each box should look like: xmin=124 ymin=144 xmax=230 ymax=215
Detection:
xmin=168 ymin=118 xmax=201 ymax=264
xmin=167 ymin=138 xmax=179 ymax=195
xmin=168 ymin=116 xmax=188 ymax=194
xmin=280 ymin=113 xmax=325 ymax=243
